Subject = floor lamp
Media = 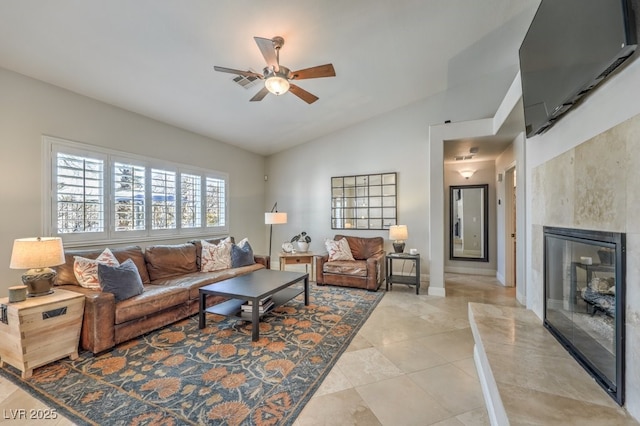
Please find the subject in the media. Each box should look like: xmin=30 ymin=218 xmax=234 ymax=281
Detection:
xmin=265 ymin=202 xmax=287 ymax=263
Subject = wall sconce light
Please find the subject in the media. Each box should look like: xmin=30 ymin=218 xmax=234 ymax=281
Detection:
xmin=459 ymin=170 xmax=475 ymax=179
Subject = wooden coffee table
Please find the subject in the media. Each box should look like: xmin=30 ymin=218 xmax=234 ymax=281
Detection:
xmin=198 ymin=269 xmax=309 ymax=341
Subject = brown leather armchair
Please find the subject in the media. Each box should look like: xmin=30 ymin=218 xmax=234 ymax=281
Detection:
xmin=315 ymin=235 xmax=385 ymax=291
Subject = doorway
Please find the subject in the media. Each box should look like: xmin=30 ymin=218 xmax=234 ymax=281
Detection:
xmin=504 ymin=166 xmax=517 ymax=287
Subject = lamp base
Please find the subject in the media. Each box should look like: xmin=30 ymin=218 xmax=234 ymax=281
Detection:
xmin=22 ymin=268 xmax=56 ymax=297
xmin=392 ymin=242 xmax=405 ymax=253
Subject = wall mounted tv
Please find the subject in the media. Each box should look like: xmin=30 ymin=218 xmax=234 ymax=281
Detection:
xmin=519 ymin=0 xmax=637 ymax=137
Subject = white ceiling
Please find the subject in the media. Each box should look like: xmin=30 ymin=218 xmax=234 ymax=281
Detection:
xmin=0 ymin=0 xmax=540 ymax=156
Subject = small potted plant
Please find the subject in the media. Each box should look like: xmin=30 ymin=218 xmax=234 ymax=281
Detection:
xmin=291 ymin=231 xmax=311 ymax=252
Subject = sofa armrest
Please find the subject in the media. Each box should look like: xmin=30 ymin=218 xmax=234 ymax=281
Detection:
xmin=315 ymin=254 xmax=329 ymax=283
xmin=57 ymin=285 xmax=116 ymax=354
xmin=254 ymin=254 xmax=270 ymax=269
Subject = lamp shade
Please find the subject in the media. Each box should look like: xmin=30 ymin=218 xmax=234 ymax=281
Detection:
xmin=265 ymin=212 xmax=288 ymax=225
xmin=389 ymin=225 xmax=408 ymax=241
xmin=10 ymin=237 xmax=65 ymax=270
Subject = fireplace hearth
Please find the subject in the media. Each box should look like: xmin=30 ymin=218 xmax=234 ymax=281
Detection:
xmin=544 ymin=226 xmax=625 ymax=405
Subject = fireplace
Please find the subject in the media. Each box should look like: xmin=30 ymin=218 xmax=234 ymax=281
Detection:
xmin=544 ymin=226 xmax=625 ymax=405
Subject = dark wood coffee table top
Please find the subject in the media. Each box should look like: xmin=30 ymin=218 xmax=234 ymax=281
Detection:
xmin=198 ymin=269 xmax=309 ymax=341
xmin=199 ymin=269 xmax=307 ymax=299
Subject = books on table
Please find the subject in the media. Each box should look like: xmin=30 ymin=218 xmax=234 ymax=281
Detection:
xmin=241 ymin=297 xmax=274 ymax=314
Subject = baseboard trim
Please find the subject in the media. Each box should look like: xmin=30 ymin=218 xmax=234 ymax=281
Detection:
xmin=445 ymin=266 xmax=496 ymax=276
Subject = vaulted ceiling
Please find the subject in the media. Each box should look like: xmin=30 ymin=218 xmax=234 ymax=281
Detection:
xmin=0 ymin=0 xmax=540 ymax=155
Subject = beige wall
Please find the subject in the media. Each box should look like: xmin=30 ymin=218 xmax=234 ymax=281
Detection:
xmin=526 ymin=56 xmax=640 ymax=418
xmin=0 ymin=67 xmax=266 ymax=295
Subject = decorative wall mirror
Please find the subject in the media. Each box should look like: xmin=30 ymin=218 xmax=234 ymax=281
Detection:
xmin=331 ymin=172 xmax=397 ymax=230
xmin=450 ymin=184 xmax=489 ymax=262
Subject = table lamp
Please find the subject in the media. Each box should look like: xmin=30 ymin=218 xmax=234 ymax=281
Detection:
xmin=389 ymin=225 xmax=408 ymax=253
xmin=9 ymin=237 xmax=65 ymax=297
xmin=265 ymin=202 xmax=287 ymax=261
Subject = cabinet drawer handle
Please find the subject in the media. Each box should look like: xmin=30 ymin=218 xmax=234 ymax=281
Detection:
xmin=43 ymin=307 xmax=67 ymax=320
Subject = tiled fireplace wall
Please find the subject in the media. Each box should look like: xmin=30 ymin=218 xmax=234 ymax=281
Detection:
xmin=531 ymin=113 xmax=640 ymax=413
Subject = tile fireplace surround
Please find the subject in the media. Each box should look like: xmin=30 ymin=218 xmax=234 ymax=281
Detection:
xmin=531 ymin=112 xmax=640 ymax=419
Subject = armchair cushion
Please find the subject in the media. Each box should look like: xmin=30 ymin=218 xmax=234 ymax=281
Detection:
xmin=325 ymin=238 xmax=355 ymax=261
xmin=323 ymin=260 xmax=367 ymax=277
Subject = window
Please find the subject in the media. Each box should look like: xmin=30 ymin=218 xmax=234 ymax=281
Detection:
xmin=45 ymin=136 xmax=229 ymax=246
xmin=151 ymin=169 xmax=176 ymax=230
xmin=56 ymin=152 xmax=105 ymax=235
xmin=114 ymin=161 xmax=145 ymax=232
xmin=180 ymin=173 xmax=201 ymax=228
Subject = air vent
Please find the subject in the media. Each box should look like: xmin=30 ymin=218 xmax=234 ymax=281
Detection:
xmin=454 ymin=155 xmax=474 ymax=161
xmin=232 ymin=71 xmax=260 ymax=89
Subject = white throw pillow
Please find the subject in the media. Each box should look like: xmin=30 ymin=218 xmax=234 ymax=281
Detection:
xmin=201 ymin=238 xmax=232 ymax=272
xmin=325 ymin=238 xmax=355 ymax=261
xmin=74 ymin=248 xmax=120 ymax=289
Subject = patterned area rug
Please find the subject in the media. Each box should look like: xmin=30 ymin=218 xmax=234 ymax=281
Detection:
xmin=0 ymin=284 xmax=383 ymax=426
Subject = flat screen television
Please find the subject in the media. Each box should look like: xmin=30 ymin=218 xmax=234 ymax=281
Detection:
xmin=519 ymin=0 xmax=637 ymax=137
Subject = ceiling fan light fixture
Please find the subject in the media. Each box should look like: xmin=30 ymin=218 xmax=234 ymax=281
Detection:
xmin=265 ymin=75 xmax=290 ymax=95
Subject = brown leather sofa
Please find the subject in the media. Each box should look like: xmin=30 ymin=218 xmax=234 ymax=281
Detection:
xmin=315 ymin=235 xmax=385 ymax=291
xmin=53 ymin=238 xmax=269 ymax=354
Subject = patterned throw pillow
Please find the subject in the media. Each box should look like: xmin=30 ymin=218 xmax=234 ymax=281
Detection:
xmin=231 ymin=238 xmax=255 ymax=268
xmin=74 ymin=248 xmax=120 ymax=289
xmin=98 ymin=258 xmax=144 ymax=302
xmin=201 ymin=238 xmax=232 ymax=272
xmin=325 ymin=238 xmax=355 ymax=261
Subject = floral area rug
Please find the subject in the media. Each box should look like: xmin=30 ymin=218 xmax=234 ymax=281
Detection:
xmin=0 ymin=284 xmax=383 ymax=425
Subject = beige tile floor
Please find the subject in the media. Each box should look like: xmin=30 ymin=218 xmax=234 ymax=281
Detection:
xmin=294 ymin=274 xmax=519 ymax=426
xmin=0 ymin=274 xmax=517 ymax=425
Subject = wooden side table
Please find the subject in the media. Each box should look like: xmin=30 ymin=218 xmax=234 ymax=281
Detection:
xmin=279 ymin=251 xmax=315 ymax=279
xmin=0 ymin=288 xmax=85 ymax=378
xmin=386 ymin=253 xmax=421 ymax=294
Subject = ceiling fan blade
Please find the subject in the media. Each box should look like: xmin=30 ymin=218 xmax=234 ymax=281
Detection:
xmin=254 ymin=37 xmax=278 ymax=69
xmin=289 ymin=84 xmax=319 ymax=104
xmin=214 ymin=66 xmax=263 ymax=79
xmin=291 ymin=64 xmax=336 ymax=80
xmin=250 ymin=86 xmax=270 ymax=102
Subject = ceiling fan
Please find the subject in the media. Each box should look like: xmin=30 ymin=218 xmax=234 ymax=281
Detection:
xmin=214 ymin=36 xmax=336 ymax=104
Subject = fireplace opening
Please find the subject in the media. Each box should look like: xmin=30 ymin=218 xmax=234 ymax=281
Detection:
xmin=544 ymin=226 xmax=625 ymax=405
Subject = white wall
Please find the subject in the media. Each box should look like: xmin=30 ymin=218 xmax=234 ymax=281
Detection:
xmin=524 ymin=56 xmax=640 ymax=419
xmin=0 ymin=67 xmax=266 ymax=295
xmin=265 ymin=99 xmax=437 ymax=278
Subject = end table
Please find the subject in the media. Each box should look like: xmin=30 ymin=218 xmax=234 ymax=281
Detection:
xmin=0 ymin=289 xmax=84 ymax=378
xmin=279 ymin=251 xmax=315 ymax=279
xmin=386 ymin=253 xmax=421 ymax=294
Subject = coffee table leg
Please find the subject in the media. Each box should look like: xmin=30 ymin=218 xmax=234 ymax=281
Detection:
xmin=199 ymin=293 xmax=206 ymax=329
xmin=304 ymin=275 xmax=309 ymax=305
xmin=251 ymin=300 xmax=260 ymax=341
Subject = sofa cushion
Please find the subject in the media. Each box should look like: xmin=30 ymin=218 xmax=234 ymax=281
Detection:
xmin=201 ymin=238 xmax=232 ymax=272
xmin=114 ymin=284 xmax=189 ymax=324
xmin=74 ymin=248 xmax=120 ymax=289
xmin=334 ymin=235 xmax=383 ymax=260
xmin=326 ymin=238 xmax=355 ymax=261
xmin=144 ymin=243 xmax=198 ymax=281
xmin=154 ymin=263 xmax=265 ymax=300
xmin=231 ymin=238 xmax=255 ymax=268
xmin=55 ymin=246 xmax=150 ymax=286
xmin=323 ymin=260 xmax=368 ymax=277
xmin=190 ymin=237 xmax=235 ymax=271
xmin=98 ymin=259 xmax=145 ymax=302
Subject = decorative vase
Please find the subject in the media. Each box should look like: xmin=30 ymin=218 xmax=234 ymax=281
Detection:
xmin=297 ymin=241 xmax=309 ymax=252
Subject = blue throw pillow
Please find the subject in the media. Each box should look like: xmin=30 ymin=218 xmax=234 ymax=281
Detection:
xmin=231 ymin=238 xmax=255 ymax=268
xmin=98 ymin=258 xmax=144 ymax=302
